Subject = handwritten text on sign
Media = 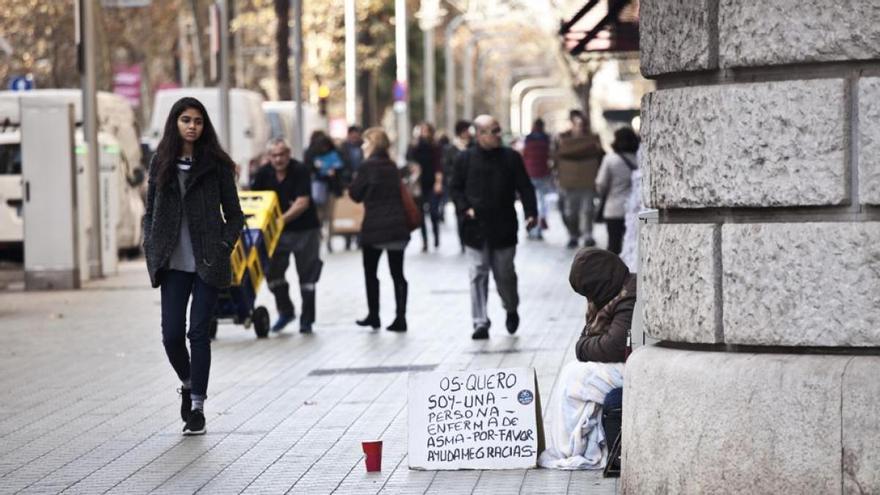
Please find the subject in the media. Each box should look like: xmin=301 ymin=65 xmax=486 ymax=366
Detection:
xmin=408 ymin=367 xmax=542 ymax=470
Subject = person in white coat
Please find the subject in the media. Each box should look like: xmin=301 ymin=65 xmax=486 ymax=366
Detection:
xmin=595 ymin=127 xmax=640 ymax=254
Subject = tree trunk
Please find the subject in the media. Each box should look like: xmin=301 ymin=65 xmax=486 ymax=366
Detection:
xmin=274 ymin=0 xmax=292 ymax=101
xmin=189 ymin=0 xmax=206 ymax=86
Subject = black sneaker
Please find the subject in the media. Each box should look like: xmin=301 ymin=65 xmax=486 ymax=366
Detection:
xmin=567 ymin=239 xmax=578 ymax=249
xmin=299 ymin=322 xmax=313 ymax=334
xmin=471 ymin=325 xmax=489 ymax=340
xmin=182 ymin=409 xmax=206 ymax=436
xmin=178 ymin=388 xmax=191 ymax=422
xmin=506 ymin=312 xmax=520 ymax=335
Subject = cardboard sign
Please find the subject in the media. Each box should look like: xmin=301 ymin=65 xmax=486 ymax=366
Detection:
xmin=408 ymin=367 xmax=544 ymax=470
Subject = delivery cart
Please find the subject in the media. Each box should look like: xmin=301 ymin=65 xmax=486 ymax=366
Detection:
xmin=326 ymin=189 xmax=364 ymax=252
xmin=208 ymin=190 xmax=284 ymax=339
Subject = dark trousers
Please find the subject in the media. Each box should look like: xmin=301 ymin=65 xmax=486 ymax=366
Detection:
xmin=419 ymin=192 xmax=441 ymax=249
xmin=606 ymin=219 xmax=626 ymax=255
xmin=267 ymin=228 xmax=322 ymax=324
xmin=362 ymin=245 xmax=407 ymax=318
xmin=160 ymin=270 xmax=218 ymax=398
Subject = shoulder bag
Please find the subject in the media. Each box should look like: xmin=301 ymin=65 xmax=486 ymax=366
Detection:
xmin=400 ymin=181 xmax=422 ymax=231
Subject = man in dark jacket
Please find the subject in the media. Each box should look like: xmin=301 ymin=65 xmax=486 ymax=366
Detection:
xmin=252 ymin=138 xmax=323 ymax=334
xmin=442 ymin=119 xmax=472 ymax=253
xmin=451 ymin=114 xmax=538 ymax=340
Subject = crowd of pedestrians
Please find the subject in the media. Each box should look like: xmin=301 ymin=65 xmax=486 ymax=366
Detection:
xmin=142 ymin=95 xmax=640 ymax=438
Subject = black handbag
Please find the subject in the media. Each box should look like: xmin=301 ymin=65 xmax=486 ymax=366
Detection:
xmin=594 ymin=153 xmax=637 ymax=223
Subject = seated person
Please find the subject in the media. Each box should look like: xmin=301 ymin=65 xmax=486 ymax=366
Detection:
xmin=538 ymin=248 xmax=636 ymax=470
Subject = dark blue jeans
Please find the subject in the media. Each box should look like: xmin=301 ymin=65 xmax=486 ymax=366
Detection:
xmin=160 ymin=270 xmax=218 ymax=398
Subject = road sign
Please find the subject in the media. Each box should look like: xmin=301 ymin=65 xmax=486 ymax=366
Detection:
xmin=393 ymin=80 xmax=408 ymax=102
xmin=8 ymin=76 xmax=34 ymax=91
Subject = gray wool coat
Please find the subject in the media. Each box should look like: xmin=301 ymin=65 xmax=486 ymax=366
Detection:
xmin=142 ymin=156 xmax=244 ymax=289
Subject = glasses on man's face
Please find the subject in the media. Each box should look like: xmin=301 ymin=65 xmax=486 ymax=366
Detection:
xmin=483 ymin=127 xmax=502 ymax=136
xmin=270 ymin=151 xmax=290 ymax=159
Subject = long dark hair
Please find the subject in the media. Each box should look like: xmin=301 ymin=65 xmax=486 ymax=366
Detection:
xmin=611 ymin=126 xmax=640 ymax=154
xmin=153 ymin=97 xmax=235 ymax=187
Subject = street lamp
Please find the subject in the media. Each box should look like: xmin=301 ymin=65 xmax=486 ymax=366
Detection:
xmin=416 ymin=0 xmax=445 ymax=126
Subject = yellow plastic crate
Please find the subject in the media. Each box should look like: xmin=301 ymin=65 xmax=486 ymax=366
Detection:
xmin=245 ymin=244 xmax=265 ymax=293
xmin=229 ymin=238 xmax=248 ymax=286
xmin=238 ymin=190 xmax=284 ymax=259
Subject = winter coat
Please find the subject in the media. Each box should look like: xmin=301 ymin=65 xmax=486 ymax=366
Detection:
xmin=450 ymin=146 xmax=538 ymax=250
xmin=522 ymin=131 xmax=551 ymax=179
xmin=554 ymin=132 xmax=604 ymax=190
xmin=569 ymin=248 xmax=636 ymax=363
xmin=142 ymin=154 xmax=244 ymax=289
xmin=596 ymin=152 xmax=637 ymax=220
xmin=348 ymin=153 xmax=410 ymax=246
xmin=406 ymin=139 xmax=443 ymax=194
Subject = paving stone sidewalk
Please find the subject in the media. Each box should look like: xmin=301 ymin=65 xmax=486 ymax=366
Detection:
xmin=0 ymin=211 xmax=617 ymax=494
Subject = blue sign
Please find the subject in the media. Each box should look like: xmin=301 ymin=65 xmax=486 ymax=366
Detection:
xmin=8 ymin=76 xmax=34 ymax=91
xmin=392 ymin=80 xmax=408 ymax=102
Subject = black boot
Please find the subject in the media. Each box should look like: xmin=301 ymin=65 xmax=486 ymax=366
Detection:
xmin=357 ymin=277 xmax=380 ymax=329
xmin=387 ymin=281 xmax=407 ymax=332
xmin=300 ymin=289 xmax=315 ymax=333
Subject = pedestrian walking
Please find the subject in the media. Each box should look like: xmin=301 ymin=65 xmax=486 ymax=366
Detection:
xmin=554 ymin=110 xmax=604 ymax=249
xmin=349 ymin=128 xmax=411 ymax=332
xmin=450 ymin=115 xmax=538 ymax=340
xmin=252 ymin=138 xmax=323 ymax=334
xmin=538 ymin=248 xmax=635 ymax=469
xmin=304 ymin=130 xmax=343 ymax=222
xmin=521 ymin=118 xmax=553 ymax=240
xmin=406 ymin=122 xmax=444 ymax=252
xmin=341 ymin=125 xmax=365 ymax=181
xmin=142 ymin=97 xmax=244 ymax=436
xmin=442 ymin=120 xmax=472 ymax=253
xmin=596 ymin=127 xmax=640 ymax=255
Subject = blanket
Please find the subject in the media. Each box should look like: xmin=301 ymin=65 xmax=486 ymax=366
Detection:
xmin=537 ymin=360 xmax=625 ymax=470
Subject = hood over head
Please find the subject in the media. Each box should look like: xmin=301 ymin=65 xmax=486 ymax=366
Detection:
xmin=569 ymin=247 xmax=630 ymax=309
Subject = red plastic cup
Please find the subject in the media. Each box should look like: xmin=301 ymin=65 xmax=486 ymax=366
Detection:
xmin=362 ymin=441 xmax=383 ymax=472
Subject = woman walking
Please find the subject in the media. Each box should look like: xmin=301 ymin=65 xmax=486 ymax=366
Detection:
xmin=142 ymin=97 xmax=244 ymax=435
xmin=595 ymin=127 xmax=639 ymax=255
xmin=406 ymin=122 xmax=443 ymax=251
xmin=349 ymin=128 xmax=410 ymax=332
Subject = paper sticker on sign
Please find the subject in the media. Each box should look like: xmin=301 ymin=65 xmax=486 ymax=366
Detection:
xmin=408 ymin=367 xmax=544 ymax=470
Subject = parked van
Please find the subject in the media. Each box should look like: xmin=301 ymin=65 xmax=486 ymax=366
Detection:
xmin=262 ymin=101 xmax=326 ymax=151
xmin=145 ymin=88 xmax=269 ymax=186
xmin=0 ymin=90 xmax=145 ymax=259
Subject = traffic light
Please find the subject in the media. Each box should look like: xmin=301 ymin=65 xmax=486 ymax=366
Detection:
xmin=318 ymin=85 xmax=329 ymax=116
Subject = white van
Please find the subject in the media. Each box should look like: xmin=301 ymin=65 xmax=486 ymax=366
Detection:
xmin=262 ymin=101 xmax=326 ymax=151
xmin=0 ymin=90 xmax=145 ymax=258
xmin=146 ymin=88 xmax=269 ymax=186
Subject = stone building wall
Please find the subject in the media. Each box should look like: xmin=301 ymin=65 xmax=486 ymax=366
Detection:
xmin=626 ymin=1 xmax=880 ymax=493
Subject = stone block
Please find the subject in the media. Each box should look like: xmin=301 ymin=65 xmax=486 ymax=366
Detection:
xmin=842 ymin=357 xmax=880 ymax=494
xmin=722 ymin=223 xmax=880 ymax=346
xmin=719 ymin=1 xmax=880 ymax=68
xmin=640 ymin=223 xmax=718 ymax=343
xmin=640 ymin=0 xmax=713 ymax=77
xmin=642 ymin=80 xmax=847 ymax=208
xmin=622 ymin=346 xmax=848 ymax=494
xmin=858 ymin=78 xmax=880 ymax=204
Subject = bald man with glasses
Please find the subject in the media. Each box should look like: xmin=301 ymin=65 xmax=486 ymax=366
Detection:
xmin=450 ymin=115 xmax=538 ymax=340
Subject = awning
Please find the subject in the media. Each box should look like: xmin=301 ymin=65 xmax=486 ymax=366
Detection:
xmin=559 ymin=0 xmax=639 ymax=56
